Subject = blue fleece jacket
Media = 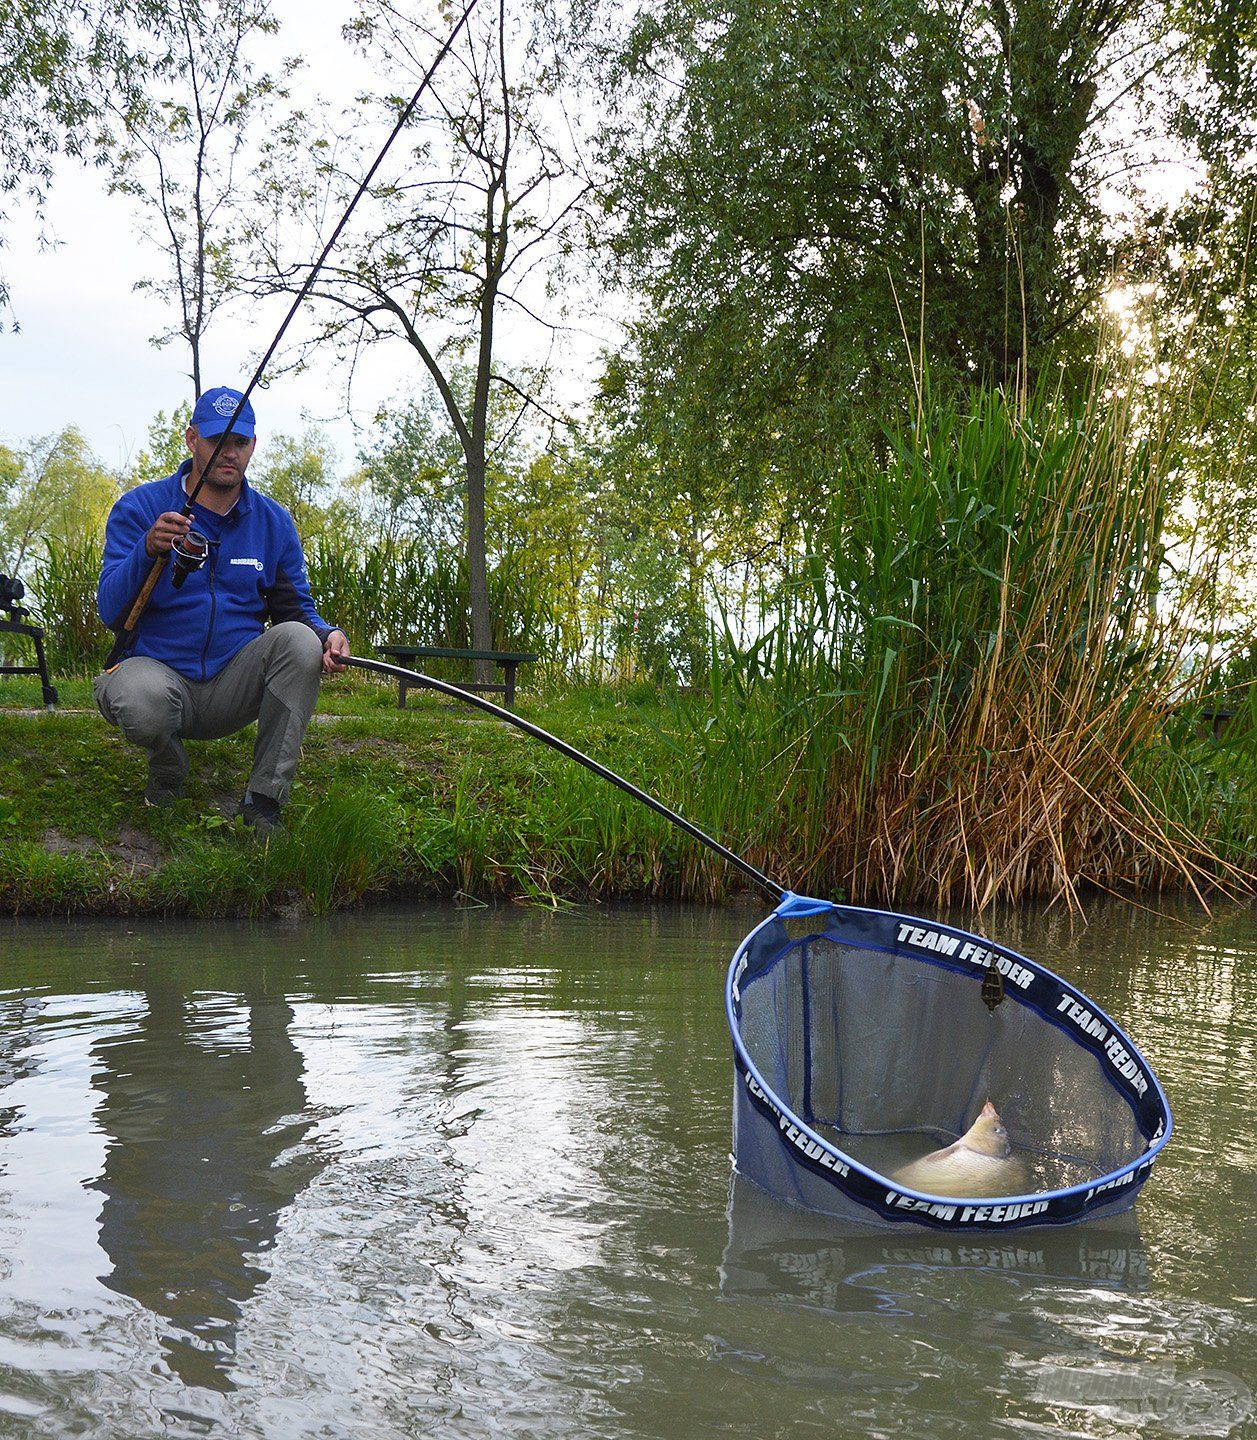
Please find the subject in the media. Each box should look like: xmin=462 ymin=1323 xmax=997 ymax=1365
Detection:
xmin=98 ymin=461 xmax=338 ymax=681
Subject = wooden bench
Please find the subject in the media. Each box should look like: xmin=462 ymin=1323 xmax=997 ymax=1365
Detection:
xmin=376 ymin=645 xmax=538 ymax=711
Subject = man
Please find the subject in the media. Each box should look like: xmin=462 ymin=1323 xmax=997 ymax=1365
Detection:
xmin=95 ymin=386 xmax=351 ymax=834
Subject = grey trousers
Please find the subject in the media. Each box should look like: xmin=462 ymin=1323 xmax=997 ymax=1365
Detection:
xmin=94 ymin=622 xmax=324 ymax=805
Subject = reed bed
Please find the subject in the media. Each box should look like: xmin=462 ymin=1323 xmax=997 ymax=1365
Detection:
xmin=304 ymin=536 xmax=572 ymax=682
xmin=22 ymin=532 xmax=568 ymax=680
xmin=29 ymin=538 xmax=112 ymax=675
xmin=682 ymin=383 xmax=1257 ymax=910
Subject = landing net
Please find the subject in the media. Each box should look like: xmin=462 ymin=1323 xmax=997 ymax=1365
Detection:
xmin=727 ymin=895 xmax=1172 ymax=1231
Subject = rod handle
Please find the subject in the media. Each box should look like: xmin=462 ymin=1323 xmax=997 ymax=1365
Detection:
xmin=123 ymin=554 xmax=168 ymax=632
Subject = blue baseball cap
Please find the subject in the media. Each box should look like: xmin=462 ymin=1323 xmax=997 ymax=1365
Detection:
xmin=191 ymin=386 xmax=256 ymax=439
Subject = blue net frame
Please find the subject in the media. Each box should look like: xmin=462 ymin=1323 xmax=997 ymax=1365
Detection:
xmin=726 ymin=895 xmax=1172 ymax=1231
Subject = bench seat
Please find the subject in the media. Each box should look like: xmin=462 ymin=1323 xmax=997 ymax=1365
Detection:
xmin=375 ymin=645 xmax=538 ymax=710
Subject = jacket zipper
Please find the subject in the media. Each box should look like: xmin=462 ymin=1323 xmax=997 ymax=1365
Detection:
xmin=199 ymin=544 xmax=218 ymax=681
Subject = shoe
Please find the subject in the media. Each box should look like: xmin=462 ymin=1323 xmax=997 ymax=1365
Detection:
xmin=240 ymin=791 xmax=284 ymax=836
xmin=144 ymin=777 xmax=183 ymax=809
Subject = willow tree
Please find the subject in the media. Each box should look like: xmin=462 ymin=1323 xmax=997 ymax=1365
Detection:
xmin=0 ymin=428 xmax=119 ymax=573
xmin=589 ymin=0 xmax=1233 ymax=517
xmin=253 ymin=0 xmax=589 ymax=676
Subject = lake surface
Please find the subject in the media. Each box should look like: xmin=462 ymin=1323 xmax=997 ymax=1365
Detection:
xmin=0 ymin=899 xmax=1252 ymax=1438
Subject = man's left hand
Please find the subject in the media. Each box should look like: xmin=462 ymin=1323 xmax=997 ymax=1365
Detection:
xmin=323 ymin=629 xmax=350 ymax=674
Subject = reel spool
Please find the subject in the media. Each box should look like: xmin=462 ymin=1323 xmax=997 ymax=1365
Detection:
xmin=170 ymin=530 xmax=210 ymax=589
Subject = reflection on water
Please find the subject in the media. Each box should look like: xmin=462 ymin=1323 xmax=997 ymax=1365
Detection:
xmin=723 ymin=1172 xmax=1150 ymax=1312
xmin=88 ymin=975 xmax=320 ymax=1389
xmin=0 ymin=899 xmax=1251 ymax=1438
xmin=0 ymin=999 xmax=44 ymax=1146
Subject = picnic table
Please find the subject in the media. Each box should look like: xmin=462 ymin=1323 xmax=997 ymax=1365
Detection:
xmin=376 ymin=645 xmax=538 ymax=711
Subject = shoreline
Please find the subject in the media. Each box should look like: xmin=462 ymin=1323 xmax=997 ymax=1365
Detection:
xmin=1 ymin=680 xmax=756 ymax=918
xmin=4 ymin=677 xmax=1253 ymax=920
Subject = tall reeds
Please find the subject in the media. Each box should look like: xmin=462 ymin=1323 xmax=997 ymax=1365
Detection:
xmin=23 ymin=533 xmax=563 ymax=681
xmin=304 ymin=535 xmax=558 ymax=676
xmin=685 ymin=381 xmax=1256 ymax=910
xmin=31 ymin=537 xmax=111 ymax=674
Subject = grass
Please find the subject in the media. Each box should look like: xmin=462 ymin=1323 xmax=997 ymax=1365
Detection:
xmin=0 ymin=673 xmax=727 ymax=917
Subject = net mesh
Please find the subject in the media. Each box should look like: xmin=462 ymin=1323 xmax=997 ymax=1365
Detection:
xmin=732 ymin=920 xmax=1162 ymax=1224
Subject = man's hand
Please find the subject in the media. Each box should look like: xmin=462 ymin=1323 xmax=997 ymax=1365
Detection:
xmin=145 ymin=511 xmax=192 ymax=558
xmin=323 ymin=629 xmax=350 ymax=674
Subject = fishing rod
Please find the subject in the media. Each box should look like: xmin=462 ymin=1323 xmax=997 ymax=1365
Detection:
xmin=105 ymin=0 xmax=479 ymax=668
xmin=342 ymin=655 xmax=788 ymax=903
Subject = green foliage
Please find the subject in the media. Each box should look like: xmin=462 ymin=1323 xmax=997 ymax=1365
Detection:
xmin=33 ymin=535 xmax=111 ymax=673
xmin=303 ymin=531 xmax=545 ymax=659
xmin=342 ymin=383 xmax=608 ymax=679
xmin=254 ymin=427 xmax=348 ymax=541
xmin=0 ymin=430 xmax=116 ymax=672
xmin=592 ymin=0 xmax=1195 ymax=513
xmin=151 ymin=786 xmax=405 ymax=916
xmin=1117 ymin=182 xmax=1257 ymax=637
xmin=0 ymin=428 xmax=119 ymax=575
xmin=349 ymin=388 xmax=474 ymax=553
xmin=0 ymin=1 xmax=170 ymax=299
xmin=1174 ymin=0 xmax=1257 ymax=168
xmin=130 ymin=403 xmax=192 ymax=486
xmin=0 ymin=840 xmax=114 ymax=914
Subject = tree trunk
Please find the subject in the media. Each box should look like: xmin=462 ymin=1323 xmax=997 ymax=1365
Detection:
xmin=465 ymin=161 xmax=506 ymax=687
xmin=465 ymin=447 xmax=493 ymax=684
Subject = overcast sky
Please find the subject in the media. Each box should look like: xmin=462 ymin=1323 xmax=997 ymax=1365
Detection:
xmin=0 ymin=0 xmax=612 ymax=479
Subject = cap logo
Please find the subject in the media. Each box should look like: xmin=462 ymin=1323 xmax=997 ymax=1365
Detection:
xmin=213 ymin=394 xmax=240 ymax=417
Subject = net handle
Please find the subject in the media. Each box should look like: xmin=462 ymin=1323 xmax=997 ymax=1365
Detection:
xmin=342 ymin=654 xmax=788 ymax=901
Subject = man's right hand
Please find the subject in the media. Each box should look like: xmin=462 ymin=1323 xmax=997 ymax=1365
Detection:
xmin=146 ymin=511 xmax=192 ymax=558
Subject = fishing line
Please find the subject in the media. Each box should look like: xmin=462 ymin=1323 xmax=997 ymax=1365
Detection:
xmin=105 ymin=0 xmax=479 ymax=667
xmin=342 ymin=655 xmax=788 ymax=902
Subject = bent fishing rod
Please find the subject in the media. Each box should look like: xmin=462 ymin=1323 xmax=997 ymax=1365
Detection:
xmin=105 ymin=0 xmax=478 ymax=669
xmin=342 ymin=655 xmax=788 ymax=904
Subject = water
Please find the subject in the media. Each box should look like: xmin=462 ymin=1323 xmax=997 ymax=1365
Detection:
xmin=0 ymin=899 xmax=1252 ymax=1438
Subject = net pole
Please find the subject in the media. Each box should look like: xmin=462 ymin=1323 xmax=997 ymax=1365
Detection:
xmin=342 ymin=655 xmax=787 ymax=902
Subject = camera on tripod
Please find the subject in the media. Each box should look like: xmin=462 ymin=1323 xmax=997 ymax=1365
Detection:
xmin=0 ymin=571 xmax=58 ymax=706
xmin=0 ymin=573 xmax=29 ymax=617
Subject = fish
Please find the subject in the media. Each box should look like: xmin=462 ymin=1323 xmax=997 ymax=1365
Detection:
xmin=890 ymin=1100 xmax=1031 ymax=1199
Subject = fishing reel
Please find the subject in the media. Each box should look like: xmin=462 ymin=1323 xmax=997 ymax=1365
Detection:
xmin=169 ymin=530 xmax=210 ymax=590
xmin=0 ymin=573 xmax=29 ymax=618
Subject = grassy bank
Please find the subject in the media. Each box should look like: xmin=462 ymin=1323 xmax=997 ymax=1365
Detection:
xmin=2 ymin=652 xmax=1254 ymax=917
xmin=6 ymin=382 xmax=1256 ymax=918
xmin=0 ymin=671 xmax=767 ymax=917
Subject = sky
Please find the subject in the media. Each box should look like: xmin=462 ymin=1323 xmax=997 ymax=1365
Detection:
xmin=0 ymin=0 xmax=613 ymax=480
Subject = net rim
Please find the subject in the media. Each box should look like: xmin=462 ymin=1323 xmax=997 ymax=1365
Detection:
xmin=725 ymin=899 xmax=1174 ymax=1218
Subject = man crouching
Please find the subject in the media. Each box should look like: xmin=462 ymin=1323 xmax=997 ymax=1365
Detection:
xmin=94 ymin=386 xmax=351 ymax=834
